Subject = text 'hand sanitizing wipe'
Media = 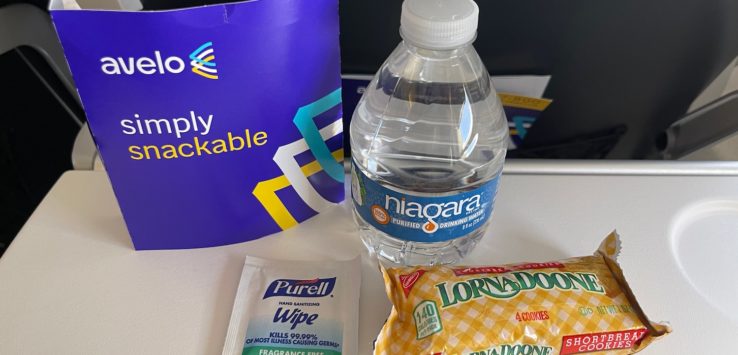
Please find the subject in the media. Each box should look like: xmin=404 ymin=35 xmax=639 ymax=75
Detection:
xmin=222 ymin=256 xmax=361 ymax=355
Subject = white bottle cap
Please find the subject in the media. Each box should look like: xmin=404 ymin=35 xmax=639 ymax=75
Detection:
xmin=400 ymin=0 xmax=479 ymax=50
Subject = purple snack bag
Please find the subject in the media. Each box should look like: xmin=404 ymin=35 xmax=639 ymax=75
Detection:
xmin=50 ymin=0 xmax=344 ymax=249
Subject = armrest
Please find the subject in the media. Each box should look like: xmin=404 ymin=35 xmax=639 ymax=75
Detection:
xmin=660 ymin=90 xmax=738 ymax=159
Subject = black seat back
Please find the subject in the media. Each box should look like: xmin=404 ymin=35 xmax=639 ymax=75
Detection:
xmin=339 ymin=0 xmax=738 ymax=158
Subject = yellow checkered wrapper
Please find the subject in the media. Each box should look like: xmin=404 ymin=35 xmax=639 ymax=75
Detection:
xmin=375 ymin=232 xmax=670 ymax=355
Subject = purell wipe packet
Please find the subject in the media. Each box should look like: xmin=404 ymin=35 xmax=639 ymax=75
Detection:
xmin=223 ymin=256 xmax=361 ymax=355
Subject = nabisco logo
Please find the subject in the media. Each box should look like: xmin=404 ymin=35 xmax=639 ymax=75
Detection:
xmin=99 ymin=42 xmax=218 ymax=79
xmin=399 ymin=269 xmax=425 ymax=297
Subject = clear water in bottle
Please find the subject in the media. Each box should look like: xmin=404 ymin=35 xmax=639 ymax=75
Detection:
xmin=350 ymin=0 xmax=508 ymax=265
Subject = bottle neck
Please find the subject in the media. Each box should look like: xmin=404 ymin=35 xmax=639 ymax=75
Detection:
xmin=400 ymin=40 xmax=472 ymax=60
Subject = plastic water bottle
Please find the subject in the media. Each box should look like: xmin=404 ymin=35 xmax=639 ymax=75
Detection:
xmin=350 ymin=0 xmax=508 ymax=265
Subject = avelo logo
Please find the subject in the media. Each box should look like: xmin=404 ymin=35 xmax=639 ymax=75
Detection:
xmin=99 ymin=41 xmax=218 ymax=79
xmin=188 ymin=42 xmax=218 ymax=79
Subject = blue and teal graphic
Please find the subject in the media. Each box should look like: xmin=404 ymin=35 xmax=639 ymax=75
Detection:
xmin=252 ymin=88 xmax=343 ymax=231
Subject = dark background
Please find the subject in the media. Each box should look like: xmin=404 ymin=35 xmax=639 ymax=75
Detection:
xmin=339 ymin=0 xmax=738 ymax=159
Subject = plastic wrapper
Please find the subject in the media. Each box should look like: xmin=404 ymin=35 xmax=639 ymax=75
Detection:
xmin=375 ymin=232 xmax=670 ymax=354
